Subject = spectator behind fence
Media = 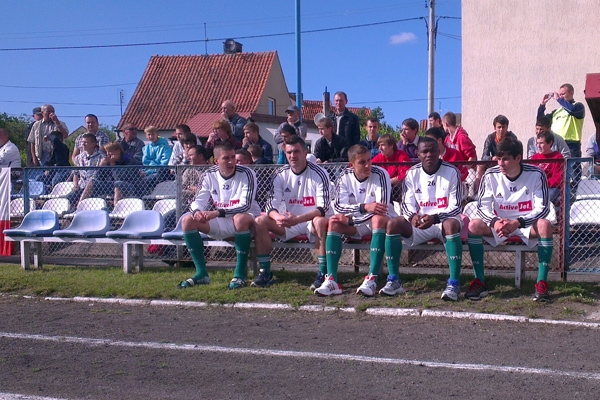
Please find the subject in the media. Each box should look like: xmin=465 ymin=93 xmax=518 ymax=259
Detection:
xmin=527 ymin=116 xmax=571 ymax=159
xmin=169 ymin=124 xmax=200 ymax=166
xmin=141 ymin=126 xmax=172 ymax=194
xmin=398 ymin=118 xmax=421 ymax=161
xmin=425 ymin=127 xmax=468 ymax=181
xmin=28 ymin=104 xmax=69 ymax=167
xmin=314 ymin=117 xmax=348 ymax=163
xmin=442 ymin=111 xmax=477 ymax=162
xmin=205 ymin=120 xmax=242 ymax=160
xmin=428 ymin=111 xmax=443 ymax=128
xmin=273 ymin=105 xmax=307 ymax=151
xmin=476 ymin=115 xmax=517 ymax=191
xmin=248 ymin=144 xmax=270 ymax=165
xmin=531 ymin=131 xmax=564 ymax=206
xmin=26 ymin=107 xmax=43 ymax=167
xmin=221 ymin=99 xmax=247 ymax=144
xmin=467 ymin=136 xmax=553 ymax=302
xmin=359 ymin=117 xmax=381 ymax=158
xmin=36 ymin=131 xmax=70 ymax=188
xmin=97 ymin=142 xmax=140 ymax=205
xmin=235 ymin=149 xmax=253 ymax=165
xmin=329 ymin=91 xmax=360 ymax=148
xmin=371 ymin=134 xmax=410 ymax=187
xmin=584 ymin=119 xmax=600 ymax=177
xmin=181 ymin=145 xmax=209 ymax=210
xmin=0 ymin=128 xmax=21 ymax=168
xmin=118 ymin=123 xmax=144 ymax=164
xmin=242 ymin=122 xmax=273 ymax=164
xmin=67 ymin=133 xmax=104 ymax=208
xmin=276 ymin=124 xmax=317 ymax=164
xmin=72 ymin=114 xmax=109 ymax=164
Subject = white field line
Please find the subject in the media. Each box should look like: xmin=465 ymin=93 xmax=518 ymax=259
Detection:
xmin=2 ymin=331 xmax=600 ymax=381
xmin=0 ymin=393 xmax=71 ymax=400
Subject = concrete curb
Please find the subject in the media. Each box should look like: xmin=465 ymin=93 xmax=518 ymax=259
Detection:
xmin=34 ymin=295 xmax=600 ymax=330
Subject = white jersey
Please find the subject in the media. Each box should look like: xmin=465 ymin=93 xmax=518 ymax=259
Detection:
xmin=476 ymin=164 xmax=549 ymax=227
xmin=191 ymin=164 xmax=261 ymax=217
xmin=401 ymin=160 xmax=462 ymax=221
xmin=267 ymin=161 xmax=331 ymax=217
xmin=333 ymin=166 xmax=395 ymax=225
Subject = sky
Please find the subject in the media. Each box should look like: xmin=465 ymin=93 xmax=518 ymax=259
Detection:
xmin=0 ymin=0 xmax=461 ymax=133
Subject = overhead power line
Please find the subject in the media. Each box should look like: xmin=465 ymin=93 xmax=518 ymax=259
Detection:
xmin=0 ymin=83 xmax=137 ymax=89
xmin=0 ymin=17 xmax=432 ymax=52
xmin=0 ymin=100 xmax=119 ymax=107
xmin=354 ymin=96 xmax=461 ymax=104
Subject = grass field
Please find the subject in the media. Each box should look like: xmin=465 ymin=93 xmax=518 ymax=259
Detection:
xmin=1 ymin=263 xmax=599 ymax=320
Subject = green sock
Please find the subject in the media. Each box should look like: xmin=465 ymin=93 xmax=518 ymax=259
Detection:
xmin=183 ymin=230 xmax=207 ymax=280
xmin=467 ymin=235 xmax=485 ymax=282
xmin=257 ymin=254 xmax=271 ymax=273
xmin=369 ymin=229 xmax=386 ymax=276
xmin=318 ymin=255 xmax=327 ymax=275
xmin=325 ymin=232 xmax=342 ymax=281
xmin=445 ymin=233 xmax=462 ymax=281
xmin=537 ymin=238 xmax=553 ymax=282
xmin=385 ymin=234 xmax=402 ymax=277
xmin=233 ymin=230 xmax=251 ymax=280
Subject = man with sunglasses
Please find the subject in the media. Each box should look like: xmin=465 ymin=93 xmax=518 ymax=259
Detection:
xmin=118 ymin=123 xmax=145 ymax=164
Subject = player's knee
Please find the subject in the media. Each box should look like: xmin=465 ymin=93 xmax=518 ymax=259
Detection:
xmin=234 ymin=213 xmax=254 ymax=230
xmin=536 ymin=218 xmax=553 ymax=237
xmin=328 ymin=219 xmax=344 ymax=232
xmin=468 ymin=218 xmax=487 ymax=235
xmin=182 ymin=214 xmax=196 ymax=231
xmin=386 ymin=216 xmax=404 ymax=234
xmin=255 ymin=214 xmax=270 ymax=227
xmin=371 ymin=214 xmax=390 ymax=229
xmin=443 ymin=218 xmax=461 ymax=234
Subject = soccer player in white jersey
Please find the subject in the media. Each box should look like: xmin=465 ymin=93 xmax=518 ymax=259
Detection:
xmin=319 ymin=144 xmax=401 ymax=296
xmin=387 ymin=137 xmax=464 ymax=301
xmin=253 ymin=135 xmax=330 ymax=289
xmin=178 ymin=141 xmax=261 ymax=290
xmin=467 ymin=137 xmax=553 ymax=301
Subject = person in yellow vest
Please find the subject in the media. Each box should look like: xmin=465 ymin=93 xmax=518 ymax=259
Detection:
xmin=538 ymin=83 xmax=585 ymax=199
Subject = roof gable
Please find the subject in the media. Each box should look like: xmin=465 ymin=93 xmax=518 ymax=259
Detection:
xmin=119 ymin=52 xmax=278 ymax=130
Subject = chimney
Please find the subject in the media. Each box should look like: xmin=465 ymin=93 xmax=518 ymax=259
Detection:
xmin=323 ymin=87 xmax=330 ymax=116
xmin=223 ymin=39 xmax=243 ymax=54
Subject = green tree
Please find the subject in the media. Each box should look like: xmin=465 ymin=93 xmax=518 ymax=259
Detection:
xmin=0 ymin=112 xmax=31 ymax=166
xmin=357 ymin=106 xmax=400 ymax=141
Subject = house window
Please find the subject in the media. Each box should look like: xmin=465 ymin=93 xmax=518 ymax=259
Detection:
xmin=268 ymin=98 xmax=276 ymax=115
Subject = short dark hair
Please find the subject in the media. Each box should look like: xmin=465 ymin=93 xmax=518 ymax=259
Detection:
xmin=377 ymin=133 xmax=397 ymax=148
xmin=280 ymin=124 xmax=297 ymax=136
xmin=49 ymin=130 xmax=63 ymax=142
xmin=235 ymin=148 xmax=253 ymax=163
xmin=402 ymin=118 xmax=419 ymax=131
xmin=536 ymin=131 xmax=555 ymax=144
xmin=248 ymin=144 xmax=263 ymax=158
xmin=418 ymin=136 xmax=439 ymax=149
xmin=493 ymin=115 xmax=509 ymax=126
xmin=496 ymin=136 xmax=523 ymax=159
xmin=560 ymin=83 xmax=574 ymax=92
xmin=334 ymin=91 xmax=348 ymax=102
xmin=175 ymin=124 xmax=191 ymax=134
xmin=536 ymin=116 xmax=552 ymax=129
xmin=366 ymin=117 xmax=379 ymax=124
xmin=81 ymin=133 xmax=97 ymax=143
xmin=244 ymin=122 xmax=259 ymax=133
xmin=182 ymin=132 xmax=197 ymax=145
xmin=348 ymin=144 xmax=370 ymax=162
xmin=85 ymin=114 xmax=98 ymax=123
xmin=189 ymin=145 xmax=208 ymax=160
xmin=428 ymin=112 xmax=441 ymax=120
xmin=284 ymin=135 xmax=306 ymax=148
xmin=425 ymin=127 xmax=445 ymax=141
xmin=442 ymin=111 xmax=457 ymax=127
xmin=213 ymin=141 xmax=234 ymax=154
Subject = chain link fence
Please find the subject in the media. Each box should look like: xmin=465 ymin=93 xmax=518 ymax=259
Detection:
xmin=8 ymin=159 xmax=567 ymax=275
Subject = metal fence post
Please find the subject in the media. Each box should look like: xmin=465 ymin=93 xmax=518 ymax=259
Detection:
xmin=23 ymin=168 xmax=30 ymax=214
xmin=563 ymin=158 xmax=573 ymax=278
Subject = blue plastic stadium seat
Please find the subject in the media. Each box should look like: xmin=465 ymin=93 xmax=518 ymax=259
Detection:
xmin=3 ymin=210 xmax=59 ymax=237
xmin=53 ymin=210 xmax=111 ymax=238
xmin=106 ymin=210 xmax=164 ymax=239
xmin=161 ymin=212 xmax=189 ymax=240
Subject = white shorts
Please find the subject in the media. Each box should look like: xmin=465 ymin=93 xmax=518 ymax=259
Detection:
xmin=206 ymin=214 xmax=254 ymax=240
xmin=350 ymin=221 xmax=374 ymax=240
xmin=403 ymin=216 xmax=463 ymax=247
xmin=277 ymin=220 xmax=315 ymax=243
xmin=483 ymin=226 xmax=538 ymax=248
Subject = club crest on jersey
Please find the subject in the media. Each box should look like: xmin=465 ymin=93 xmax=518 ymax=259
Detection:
xmin=289 ymin=196 xmax=316 ymax=206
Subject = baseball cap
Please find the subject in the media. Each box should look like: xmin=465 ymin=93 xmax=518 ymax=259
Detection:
xmin=285 ymin=105 xmax=300 ymax=113
xmin=32 ymin=107 xmax=42 ymax=116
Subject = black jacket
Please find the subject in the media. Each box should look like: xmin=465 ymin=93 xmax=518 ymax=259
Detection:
xmin=314 ymin=134 xmax=348 ymax=162
xmin=328 ymin=109 xmax=360 ymax=148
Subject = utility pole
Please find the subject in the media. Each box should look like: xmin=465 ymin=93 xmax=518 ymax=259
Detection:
xmin=295 ymin=0 xmax=302 ymax=120
xmin=427 ymin=0 xmax=436 ymax=118
xmin=119 ymin=90 xmax=124 ymax=117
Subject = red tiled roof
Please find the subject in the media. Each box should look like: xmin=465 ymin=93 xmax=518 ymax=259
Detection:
xmin=119 ymin=52 xmax=277 ymax=130
xmin=186 ymin=112 xmax=252 ymax=138
xmin=301 ymin=100 xmax=367 ymax=123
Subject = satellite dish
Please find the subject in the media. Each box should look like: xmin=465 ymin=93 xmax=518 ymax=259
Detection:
xmin=314 ymin=112 xmax=326 ymax=125
xmin=223 ymin=39 xmax=242 ymax=54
